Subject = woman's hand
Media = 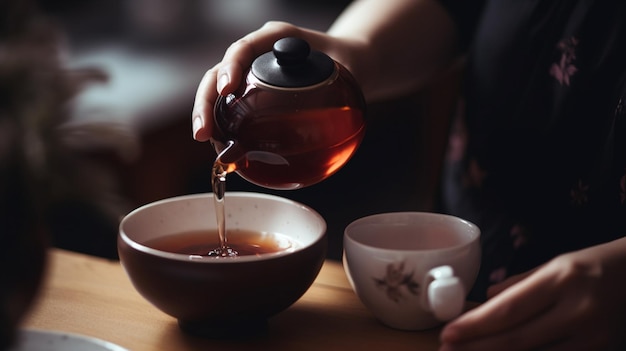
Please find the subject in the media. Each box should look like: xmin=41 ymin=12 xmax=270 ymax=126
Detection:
xmin=191 ymin=21 xmax=353 ymax=142
xmin=439 ymin=238 xmax=626 ymax=351
xmin=191 ymin=0 xmax=458 ymax=142
xmin=192 ymin=22 xmax=308 ymax=141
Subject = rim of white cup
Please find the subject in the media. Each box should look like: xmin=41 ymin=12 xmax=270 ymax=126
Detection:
xmin=119 ymin=192 xmax=327 ymax=263
xmin=344 ymin=211 xmax=480 ymax=253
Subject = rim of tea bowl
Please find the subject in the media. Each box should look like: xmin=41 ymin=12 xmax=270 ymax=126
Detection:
xmin=118 ymin=192 xmax=327 ymax=338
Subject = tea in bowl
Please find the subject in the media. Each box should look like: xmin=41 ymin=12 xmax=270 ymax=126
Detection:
xmin=343 ymin=212 xmax=480 ymax=331
xmin=118 ymin=192 xmax=327 ymax=337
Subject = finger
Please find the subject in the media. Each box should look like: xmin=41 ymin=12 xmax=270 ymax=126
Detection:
xmin=216 ymin=21 xmax=331 ymax=97
xmin=486 ymin=269 xmax=534 ymax=298
xmin=218 ymin=21 xmax=304 ymax=93
xmin=222 ymin=21 xmax=304 ymax=63
xmin=440 ymin=301 xmax=574 ymax=351
xmin=192 ymin=22 xmax=305 ymax=142
xmin=192 ymin=66 xmax=219 ymax=141
xmin=442 ymin=268 xmax=559 ymax=342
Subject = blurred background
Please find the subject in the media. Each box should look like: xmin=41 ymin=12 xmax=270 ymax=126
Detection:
xmin=31 ymin=0 xmax=454 ymax=261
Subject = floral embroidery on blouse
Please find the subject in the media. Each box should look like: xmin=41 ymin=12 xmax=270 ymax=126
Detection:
xmin=465 ymin=158 xmax=487 ymax=188
xmin=570 ymin=178 xmax=590 ymax=206
xmin=489 ymin=267 xmax=507 ymax=284
xmin=510 ymin=224 xmax=530 ymax=249
xmin=550 ymin=37 xmax=579 ymax=86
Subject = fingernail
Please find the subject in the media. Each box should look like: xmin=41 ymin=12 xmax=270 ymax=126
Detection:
xmin=192 ymin=115 xmax=203 ymax=140
xmin=217 ymin=73 xmax=229 ymax=94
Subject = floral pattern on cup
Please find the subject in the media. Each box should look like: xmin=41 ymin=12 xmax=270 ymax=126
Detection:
xmin=373 ymin=261 xmax=419 ymax=303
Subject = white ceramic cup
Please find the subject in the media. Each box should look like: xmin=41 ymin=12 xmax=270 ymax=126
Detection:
xmin=343 ymin=212 xmax=481 ymax=330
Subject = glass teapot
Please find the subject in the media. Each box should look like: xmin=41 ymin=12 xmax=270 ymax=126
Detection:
xmin=211 ymin=37 xmax=366 ymax=190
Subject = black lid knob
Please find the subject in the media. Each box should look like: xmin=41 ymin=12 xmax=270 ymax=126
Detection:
xmin=251 ymin=37 xmax=335 ymax=88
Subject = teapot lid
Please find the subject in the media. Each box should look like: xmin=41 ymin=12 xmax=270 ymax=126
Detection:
xmin=251 ymin=37 xmax=335 ymax=88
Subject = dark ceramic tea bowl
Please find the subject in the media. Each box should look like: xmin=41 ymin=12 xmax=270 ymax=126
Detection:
xmin=118 ymin=192 xmax=327 ymax=337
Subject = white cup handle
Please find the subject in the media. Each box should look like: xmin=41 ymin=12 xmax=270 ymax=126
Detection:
xmin=421 ymin=266 xmax=465 ymax=321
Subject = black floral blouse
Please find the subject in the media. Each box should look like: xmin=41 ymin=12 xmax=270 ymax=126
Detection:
xmin=438 ymin=0 xmax=626 ymax=301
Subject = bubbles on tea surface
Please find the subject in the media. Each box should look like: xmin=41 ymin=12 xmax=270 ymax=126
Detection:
xmin=206 ymin=247 xmax=238 ymax=258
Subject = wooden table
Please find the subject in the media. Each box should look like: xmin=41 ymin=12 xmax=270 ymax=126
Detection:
xmin=22 ymin=249 xmax=443 ymax=351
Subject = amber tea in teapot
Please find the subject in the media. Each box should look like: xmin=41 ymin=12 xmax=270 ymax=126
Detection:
xmin=212 ymin=37 xmax=366 ymax=190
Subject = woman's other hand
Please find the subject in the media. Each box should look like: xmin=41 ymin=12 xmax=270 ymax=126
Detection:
xmin=439 ymin=238 xmax=626 ymax=351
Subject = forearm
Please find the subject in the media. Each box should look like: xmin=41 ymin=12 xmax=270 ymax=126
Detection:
xmin=326 ymin=0 xmax=458 ymax=102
